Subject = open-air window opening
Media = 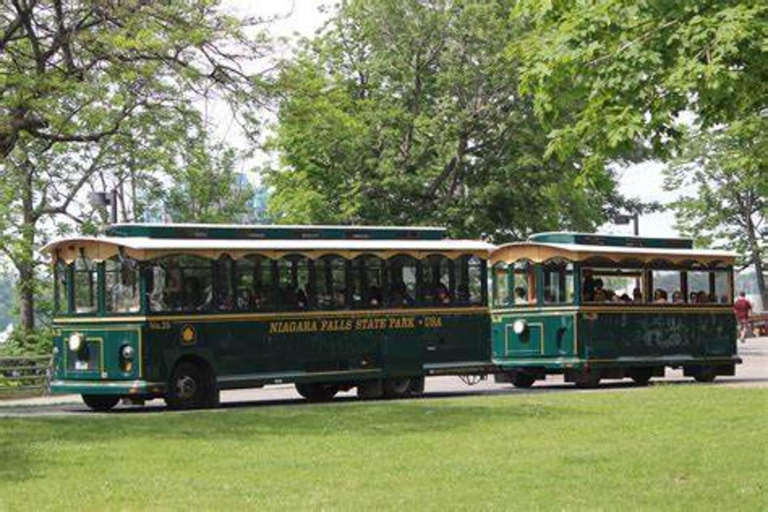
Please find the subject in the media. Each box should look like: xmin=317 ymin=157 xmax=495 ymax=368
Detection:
xmin=542 ymin=259 xmax=574 ymax=305
xmin=234 ymin=255 xmax=273 ymax=311
xmin=424 ymin=254 xmax=452 ymax=306
xmin=388 ymin=255 xmax=417 ymax=308
xmin=105 ymin=257 xmax=140 ymax=313
xmin=511 ymin=260 xmax=536 ymax=305
xmin=581 ymin=258 xmax=644 ymax=304
xmin=277 ymin=255 xmax=310 ymax=310
xmin=315 ymin=255 xmax=346 ymax=310
xmin=492 ymin=262 xmax=510 ymax=307
xmin=214 ymin=256 xmax=234 ymax=312
xmin=55 ymin=260 xmax=70 ymax=314
xmin=146 ymin=255 xmax=213 ymax=312
xmin=74 ymin=253 xmax=97 ymax=314
xmin=350 ymin=255 xmax=384 ymax=308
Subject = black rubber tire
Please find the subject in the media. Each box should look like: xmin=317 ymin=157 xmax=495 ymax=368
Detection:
xmin=383 ymin=377 xmax=414 ymax=399
xmin=573 ymin=372 xmax=601 ymax=389
xmin=694 ymin=368 xmax=717 ymax=383
xmin=82 ymin=394 xmax=120 ymax=412
xmin=165 ymin=362 xmax=213 ymax=410
xmin=510 ymin=373 xmax=536 ymax=389
xmin=630 ymin=368 xmax=653 ymax=386
xmin=409 ymin=376 xmax=425 ymax=396
xmin=295 ymin=382 xmax=339 ymax=402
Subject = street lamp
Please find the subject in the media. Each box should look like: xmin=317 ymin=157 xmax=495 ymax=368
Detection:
xmin=89 ymin=189 xmax=118 ymax=225
xmin=614 ymin=213 xmax=639 ymax=236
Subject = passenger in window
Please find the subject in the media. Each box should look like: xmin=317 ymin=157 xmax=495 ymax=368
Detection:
xmin=592 ymin=279 xmax=607 ymax=302
xmin=707 ymin=292 xmax=716 ymax=304
xmin=653 ymin=289 xmax=668 ymax=303
xmin=334 ymin=288 xmax=346 ymax=308
xmin=296 ymin=288 xmax=308 ymax=309
xmin=697 ymin=290 xmax=708 ymax=304
xmin=368 ymin=286 xmax=383 ymax=307
xmin=689 ymin=291 xmax=698 ymax=304
xmin=237 ymin=289 xmax=251 ymax=310
xmin=434 ymin=283 xmax=451 ymax=306
xmin=514 ymin=287 xmax=528 ymax=305
xmin=543 ymin=289 xmax=555 ymax=304
xmin=582 ymin=269 xmax=596 ymax=301
xmin=620 ymin=293 xmax=631 ymax=303
xmin=672 ymin=291 xmax=684 ymax=304
xmin=632 ymin=287 xmax=643 ymax=303
xmin=457 ymin=284 xmax=470 ymax=304
xmin=389 ymin=282 xmax=414 ymax=307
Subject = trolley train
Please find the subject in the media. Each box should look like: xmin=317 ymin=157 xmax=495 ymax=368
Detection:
xmin=43 ymin=224 xmax=740 ymax=411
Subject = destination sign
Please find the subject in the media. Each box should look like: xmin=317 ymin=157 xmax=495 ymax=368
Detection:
xmin=268 ymin=315 xmax=442 ymax=334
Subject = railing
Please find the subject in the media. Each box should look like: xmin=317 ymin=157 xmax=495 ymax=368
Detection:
xmin=0 ymin=355 xmax=52 ymax=398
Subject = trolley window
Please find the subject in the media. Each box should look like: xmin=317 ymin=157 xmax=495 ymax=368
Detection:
xmin=511 ymin=260 xmax=536 ymax=305
xmin=55 ymin=260 xmax=70 ymax=314
xmin=424 ymin=255 xmax=453 ymax=307
xmin=542 ymin=260 xmax=574 ymax=305
xmin=315 ymin=255 xmax=347 ymax=310
xmin=235 ymin=255 xmax=274 ymax=311
xmin=74 ymin=255 xmax=97 ymax=314
xmin=105 ymin=257 xmax=140 ymax=313
xmin=147 ymin=256 xmax=213 ymax=312
xmin=387 ymin=255 xmax=417 ymax=308
xmin=492 ymin=262 xmax=510 ymax=307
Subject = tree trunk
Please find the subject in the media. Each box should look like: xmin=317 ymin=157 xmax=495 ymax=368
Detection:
xmin=17 ymin=166 xmax=37 ymax=332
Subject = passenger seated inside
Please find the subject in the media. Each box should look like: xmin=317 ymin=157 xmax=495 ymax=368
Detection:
xmin=620 ymin=293 xmax=631 ymax=302
xmin=672 ymin=290 xmax=684 ymax=304
xmin=237 ymin=288 xmax=251 ymax=310
xmin=632 ymin=287 xmax=643 ymax=303
xmin=389 ymin=281 xmax=414 ymax=307
xmin=367 ymin=285 xmax=383 ymax=307
xmin=689 ymin=291 xmax=698 ymax=304
xmin=457 ymin=284 xmax=470 ymax=304
xmin=514 ymin=286 xmax=528 ymax=304
xmin=543 ymin=289 xmax=555 ymax=304
xmin=582 ymin=269 xmax=596 ymax=301
xmin=434 ymin=283 xmax=451 ymax=306
xmin=592 ymin=279 xmax=607 ymax=302
xmin=296 ymin=288 xmax=308 ymax=309
xmin=653 ymin=289 xmax=668 ymax=303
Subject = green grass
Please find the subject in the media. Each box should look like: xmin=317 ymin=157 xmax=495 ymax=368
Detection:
xmin=1 ymin=387 xmax=766 ymax=511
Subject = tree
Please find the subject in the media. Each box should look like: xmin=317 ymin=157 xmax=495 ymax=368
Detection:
xmin=266 ymin=0 xmax=625 ymax=240
xmin=664 ymin=115 xmax=767 ymax=307
xmin=513 ymin=1 xmax=767 ymax=171
xmin=0 ymin=1 xmax=271 ymax=333
xmin=513 ymin=0 xmax=767 ymax=295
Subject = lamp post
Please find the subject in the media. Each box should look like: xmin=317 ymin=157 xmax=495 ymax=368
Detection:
xmin=614 ymin=212 xmax=639 ymax=236
xmin=89 ymin=189 xmax=118 ymax=225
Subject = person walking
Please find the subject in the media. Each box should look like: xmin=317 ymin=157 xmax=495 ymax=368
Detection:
xmin=733 ymin=291 xmax=753 ymax=343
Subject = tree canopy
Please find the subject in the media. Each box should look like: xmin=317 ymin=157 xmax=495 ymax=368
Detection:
xmin=266 ymin=0 xmax=623 ymax=241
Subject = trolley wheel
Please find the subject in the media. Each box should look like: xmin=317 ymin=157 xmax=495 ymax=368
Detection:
xmin=510 ymin=372 xmax=536 ymax=389
xmin=629 ymin=368 xmax=653 ymax=386
xmin=573 ymin=371 xmax=601 ymax=389
xmin=295 ymin=382 xmax=339 ymax=402
xmin=82 ymin=394 xmax=120 ymax=412
xmin=383 ymin=377 xmax=414 ymax=399
xmin=165 ymin=362 xmax=215 ymax=410
xmin=409 ymin=376 xmax=425 ymax=396
xmin=694 ymin=367 xmax=717 ymax=383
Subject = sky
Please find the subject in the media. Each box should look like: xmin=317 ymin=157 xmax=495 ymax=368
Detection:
xmin=220 ymin=0 xmax=682 ymax=238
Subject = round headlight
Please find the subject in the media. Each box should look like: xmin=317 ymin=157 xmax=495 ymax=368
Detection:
xmin=121 ymin=345 xmax=135 ymax=360
xmin=68 ymin=333 xmax=83 ymax=352
xmin=513 ymin=319 xmax=527 ymax=335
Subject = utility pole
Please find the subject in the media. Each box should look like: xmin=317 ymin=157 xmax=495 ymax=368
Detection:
xmin=614 ymin=213 xmax=639 ymax=236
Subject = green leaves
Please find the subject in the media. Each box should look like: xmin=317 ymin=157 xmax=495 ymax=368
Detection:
xmin=266 ymin=0 xmax=620 ymax=241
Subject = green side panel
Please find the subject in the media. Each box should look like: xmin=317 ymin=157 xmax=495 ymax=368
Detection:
xmin=54 ymin=324 xmax=144 ymax=381
xmin=491 ymin=307 xmax=738 ymax=371
xmin=53 ymin=310 xmax=490 ymax=395
xmin=491 ymin=310 xmax=577 ymax=368
xmin=578 ymin=311 xmax=737 ymax=362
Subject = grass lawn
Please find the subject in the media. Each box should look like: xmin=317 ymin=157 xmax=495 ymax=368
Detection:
xmin=0 ymin=386 xmax=766 ymax=511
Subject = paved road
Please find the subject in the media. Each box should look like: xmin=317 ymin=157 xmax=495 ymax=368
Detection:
xmin=1 ymin=337 xmax=766 ymax=417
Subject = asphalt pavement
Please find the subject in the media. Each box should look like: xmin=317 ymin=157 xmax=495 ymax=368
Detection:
xmin=1 ymin=336 xmax=765 ymax=417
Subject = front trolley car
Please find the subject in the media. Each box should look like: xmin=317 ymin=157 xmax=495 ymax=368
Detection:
xmin=45 ymin=224 xmax=494 ymax=410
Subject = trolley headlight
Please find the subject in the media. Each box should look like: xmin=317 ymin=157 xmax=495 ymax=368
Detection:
xmin=68 ymin=333 xmax=84 ymax=352
xmin=120 ymin=345 xmax=135 ymax=360
xmin=513 ymin=319 xmax=528 ymax=335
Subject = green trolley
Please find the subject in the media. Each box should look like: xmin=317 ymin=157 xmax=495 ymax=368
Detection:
xmin=45 ymin=223 xmax=494 ymax=410
xmin=490 ymin=232 xmax=740 ymax=388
